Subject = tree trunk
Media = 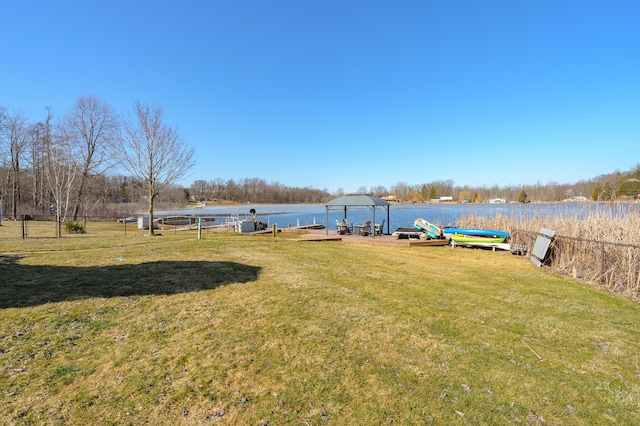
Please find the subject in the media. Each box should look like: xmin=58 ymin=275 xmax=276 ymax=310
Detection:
xmin=56 ymin=209 xmax=62 ymax=238
xmin=148 ymin=190 xmax=155 ymax=236
xmin=11 ymin=171 xmax=19 ymax=220
xmin=72 ymin=169 xmax=89 ymax=221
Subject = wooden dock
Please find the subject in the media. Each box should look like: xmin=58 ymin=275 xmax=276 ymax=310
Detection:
xmin=246 ymin=223 xmax=324 ymax=235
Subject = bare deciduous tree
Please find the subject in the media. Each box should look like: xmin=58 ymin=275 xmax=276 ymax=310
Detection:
xmin=43 ymin=118 xmax=79 ymax=236
xmin=191 ymin=179 xmax=208 ymax=201
xmin=0 ymin=106 xmax=6 ymax=223
xmin=26 ymin=108 xmax=54 ymax=215
xmin=65 ymin=95 xmax=118 ymax=220
xmin=117 ymin=101 xmax=195 ymax=236
xmin=0 ymin=110 xmax=30 ymax=219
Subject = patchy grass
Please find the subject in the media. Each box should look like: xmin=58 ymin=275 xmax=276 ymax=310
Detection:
xmin=1 ymin=224 xmax=639 ymax=425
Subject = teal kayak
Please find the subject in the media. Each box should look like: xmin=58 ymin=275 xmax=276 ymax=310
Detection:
xmin=413 ymin=218 xmax=442 ymax=239
xmin=443 ymin=227 xmax=509 ymax=238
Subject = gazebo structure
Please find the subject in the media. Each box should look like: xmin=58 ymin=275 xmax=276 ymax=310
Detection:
xmin=324 ymin=194 xmax=391 ymax=237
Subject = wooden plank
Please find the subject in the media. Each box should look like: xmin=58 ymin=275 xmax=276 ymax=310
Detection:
xmin=291 ymin=224 xmax=325 ymax=230
xmin=246 ymin=229 xmax=281 ymax=235
xmin=286 ymin=236 xmax=342 ymax=242
xmin=409 ymin=239 xmax=450 ymax=247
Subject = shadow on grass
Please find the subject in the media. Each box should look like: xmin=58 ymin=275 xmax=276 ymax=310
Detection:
xmin=0 ymin=255 xmax=261 ymax=309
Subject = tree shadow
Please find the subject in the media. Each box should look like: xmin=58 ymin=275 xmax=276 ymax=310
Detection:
xmin=0 ymin=255 xmax=261 ymax=309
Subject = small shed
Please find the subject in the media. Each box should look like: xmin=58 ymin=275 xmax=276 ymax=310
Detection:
xmin=325 ymin=194 xmax=391 ymax=237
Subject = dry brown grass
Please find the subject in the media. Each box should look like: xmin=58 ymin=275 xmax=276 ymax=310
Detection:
xmin=459 ymin=202 xmax=640 ymax=300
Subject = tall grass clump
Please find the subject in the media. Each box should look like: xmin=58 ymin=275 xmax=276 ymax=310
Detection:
xmin=458 ymin=202 xmax=640 ymax=300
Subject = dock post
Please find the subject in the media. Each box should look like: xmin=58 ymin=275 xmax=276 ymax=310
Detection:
xmin=272 ymin=224 xmax=277 ymax=237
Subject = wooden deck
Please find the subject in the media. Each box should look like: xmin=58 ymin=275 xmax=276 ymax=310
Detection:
xmin=290 ymin=228 xmax=451 ymax=247
xmin=246 ymin=223 xmax=324 ymax=235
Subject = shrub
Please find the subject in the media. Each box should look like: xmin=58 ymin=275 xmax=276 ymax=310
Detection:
xmin=64 ymin=221 xmax=86 ymax=234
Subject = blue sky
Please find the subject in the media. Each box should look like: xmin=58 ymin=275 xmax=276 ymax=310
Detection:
xmin=2 ymin=0 xmax=639 ymax=193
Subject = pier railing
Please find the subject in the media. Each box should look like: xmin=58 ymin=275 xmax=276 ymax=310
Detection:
xmin=512 ymin=229 xmax=640 ymax=301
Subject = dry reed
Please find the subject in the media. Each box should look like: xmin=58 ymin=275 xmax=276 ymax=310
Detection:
xmin=458 ymin=202 xmax=640 ymax=301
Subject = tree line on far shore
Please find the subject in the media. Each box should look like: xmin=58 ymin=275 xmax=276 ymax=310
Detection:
xmin=362 ymin=166 xmax=640 ymax=204
xmin=190 ymin=166 xmax=640 ymax=205
xmin=3 ymin=96 xmax=638 ymax=226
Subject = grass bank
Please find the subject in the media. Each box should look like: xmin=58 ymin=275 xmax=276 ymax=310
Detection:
xmin=1 ymin=224 xmax=639 ymax=424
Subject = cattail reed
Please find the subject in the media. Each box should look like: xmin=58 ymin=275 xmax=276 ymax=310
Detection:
xmin=458 ymin=202 xmax=640 ymax=301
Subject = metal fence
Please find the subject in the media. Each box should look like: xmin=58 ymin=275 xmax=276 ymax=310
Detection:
xmin=511 ymin=229 xmax=640 ymax=300
xmin=0 ymin=214 xmax=220 ymax=240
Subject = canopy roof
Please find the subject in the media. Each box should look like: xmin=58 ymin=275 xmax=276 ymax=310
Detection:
xmin=324 ymin=194 xmax=390 ymax=237
xmin=325 ymin=194 xmax=391 ymax=208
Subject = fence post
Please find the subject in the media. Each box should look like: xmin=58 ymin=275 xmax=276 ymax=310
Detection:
xmin=601 ymin=242 xmax=606 ymax=285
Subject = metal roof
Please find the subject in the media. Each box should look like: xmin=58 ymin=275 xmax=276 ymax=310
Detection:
xmin=325 ymin=194 xmax=390 ymax=207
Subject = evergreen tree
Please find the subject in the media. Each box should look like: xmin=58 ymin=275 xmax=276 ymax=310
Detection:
xmin=591 ymin=182 xmax=602 ymax=201
xmin=518 ymin=189 xmax=528 ymax=203
xmin=429 ymin=186 xmax=436 ymax=200
xmin=602 ymin=182 xmax=613 ymax=200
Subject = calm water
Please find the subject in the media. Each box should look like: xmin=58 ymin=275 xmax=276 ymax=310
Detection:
xmin=157 ymin=202 xmax=637 ymax=233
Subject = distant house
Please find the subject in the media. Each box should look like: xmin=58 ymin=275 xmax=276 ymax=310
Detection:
xmin=564 ymin=196 xmax=588 ymax=202
xmin=489 ymin=198 xmax=506 ymax=204
xmin=439 ymin=196 xmax=453 ymax=202
xmin=381 ymin=195 xmax=400 ymax=203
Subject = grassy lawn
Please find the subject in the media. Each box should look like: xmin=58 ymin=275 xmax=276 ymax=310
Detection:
xmin=1 ymin=222 xmax=639 ymax=425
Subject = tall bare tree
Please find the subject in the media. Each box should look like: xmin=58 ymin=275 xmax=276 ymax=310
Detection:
xmin=117 ymin=101 xmax=195 ymax=235
xmin=191 ymin=179 xmax=208 ymax=200
xmin=43 ymin=117 xmax=79 ymax=235
xmin=26 ymin=108 xmax=53 ymax=215
xmin=65 ymin=95 xmax=118 ymax=220
xmin=0 ymin=106 xmax=6 ymax=222
xmin=0 ymin=111 xmax=30 ymax=219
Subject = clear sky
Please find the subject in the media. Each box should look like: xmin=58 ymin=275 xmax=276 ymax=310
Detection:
xmin=2 ymin=0 xmax=639 ymax=193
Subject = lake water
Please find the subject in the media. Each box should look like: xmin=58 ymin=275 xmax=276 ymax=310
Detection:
xmin=157 ymin=202 xmax=638 ymax=233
